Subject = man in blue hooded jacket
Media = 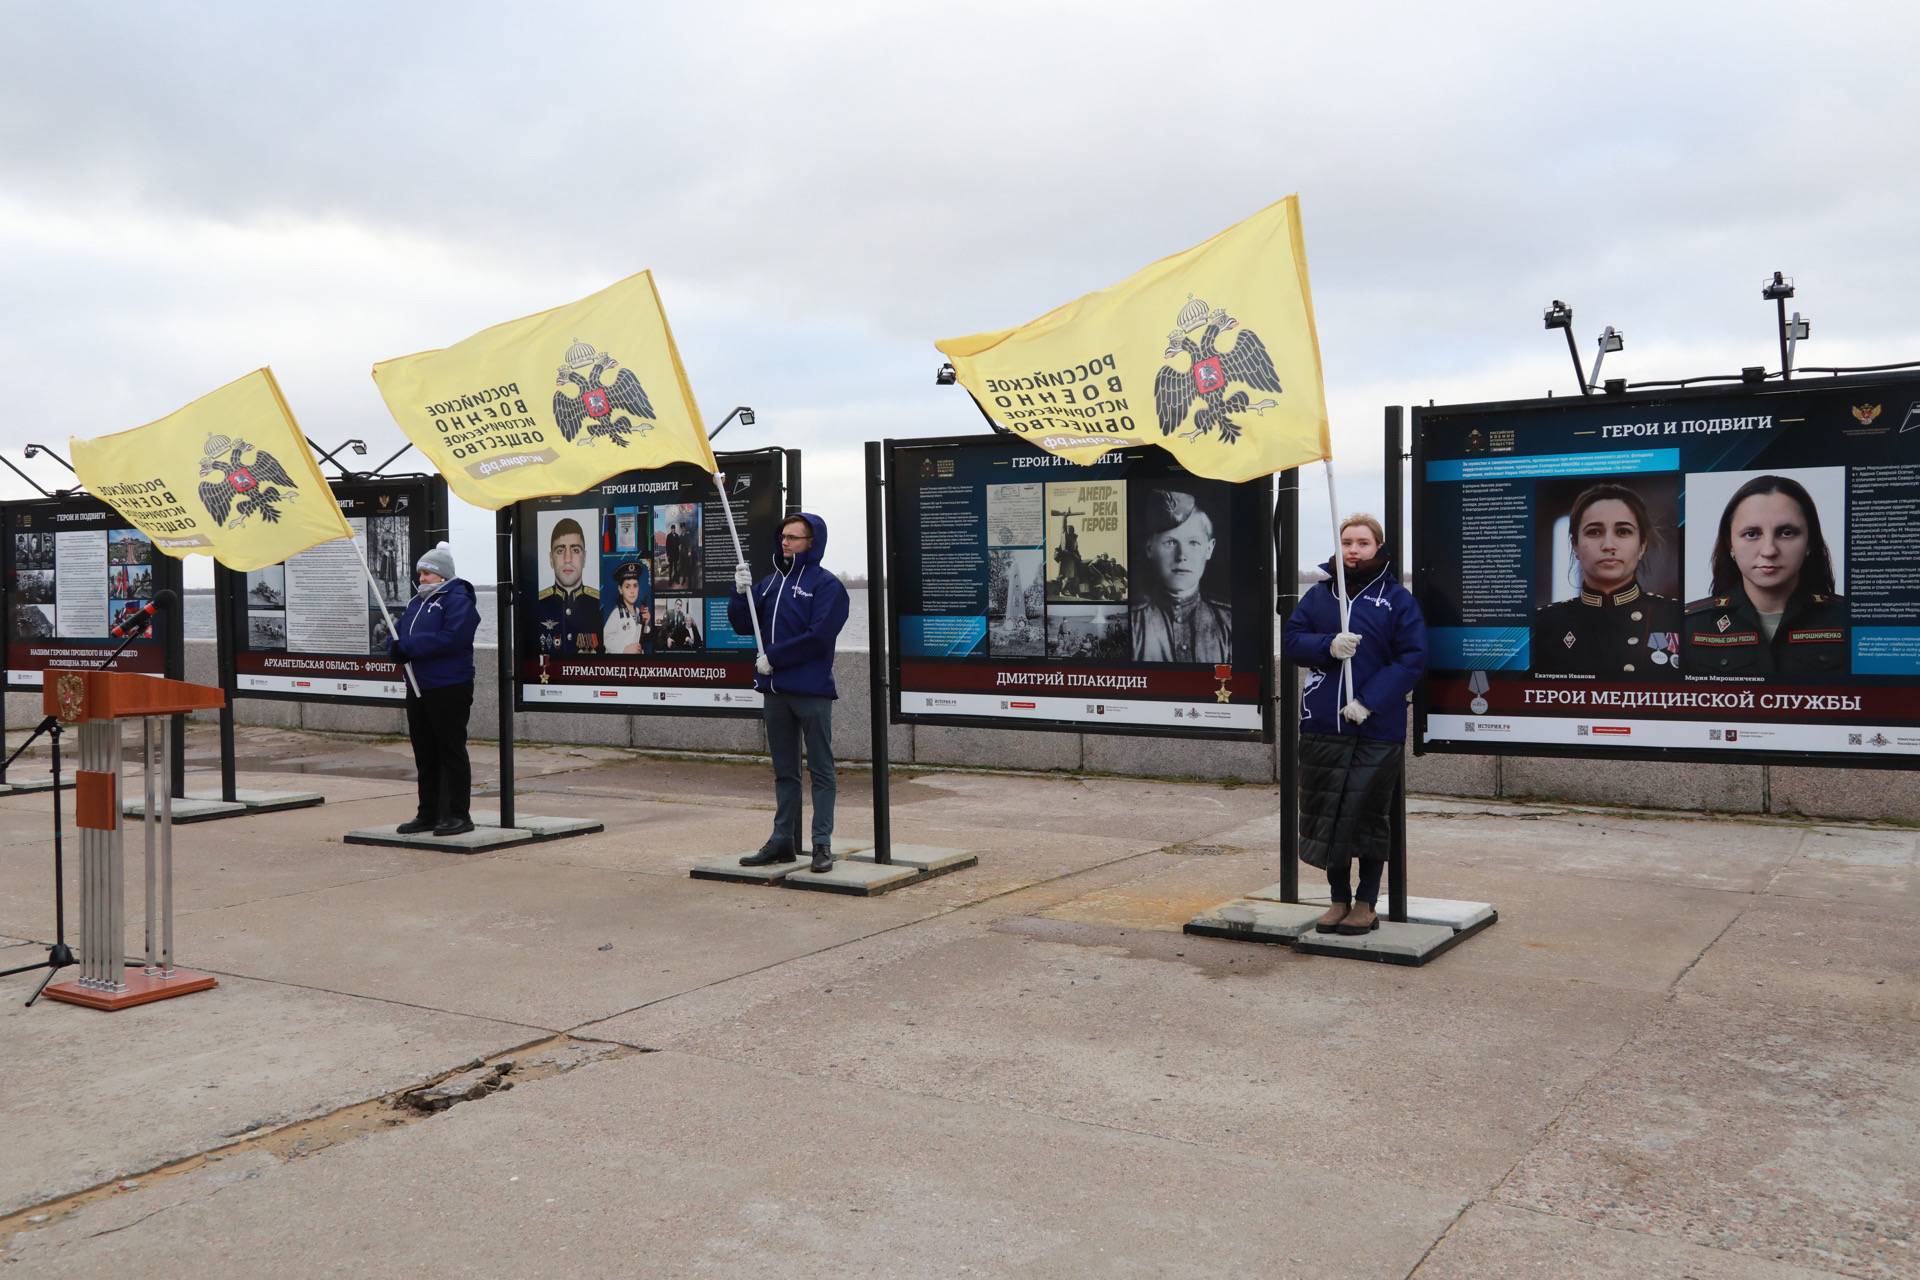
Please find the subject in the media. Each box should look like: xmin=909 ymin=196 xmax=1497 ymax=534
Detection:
xmin=730 ymin=512 xmax=850 ymax=873
xmin=388 ymin=541 xmax=481 ymax=837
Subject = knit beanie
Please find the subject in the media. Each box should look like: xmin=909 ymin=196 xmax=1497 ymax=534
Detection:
xmin=416 ymin=541 xmax=456 ymax=579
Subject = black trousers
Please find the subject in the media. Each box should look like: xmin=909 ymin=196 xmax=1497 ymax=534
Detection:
xmin=1327 ymin=859 xmax=1384 ymax=908
xmin=405 ymin=681 xmax=473 ymax=823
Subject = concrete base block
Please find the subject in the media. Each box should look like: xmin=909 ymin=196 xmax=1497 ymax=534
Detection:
xmin=841 ymin=842 xmax=976 ymax=873
xmin=1292 ymin=920 xmax=1468 ymax=966
xmin=343 ymin=822 xmax=537 ymax=853
xmin=781 ymin=858 xmax=926 ymax=896
xmin=121 ymin=796 xmax=247 ymax=823
xmin=689 ymin=854 xmax=802 ymax=885
xmin=1246 ymin=884 xmax=1497 ymax=932
xmin=1183 ymin=899 xmax=1323 ymax=944
xmin=0 ymin=777 xmax=62 ymax=795
xmin=469 ymin=811 xmax=604 ymax=842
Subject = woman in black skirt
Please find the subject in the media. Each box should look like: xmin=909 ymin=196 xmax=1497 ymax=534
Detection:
xmin=1281 ymin=514 xmax=1429 ymax=934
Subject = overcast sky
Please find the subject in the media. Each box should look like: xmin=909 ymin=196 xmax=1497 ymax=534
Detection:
xmin=3 ymin=1 xmax=1916 ymax=584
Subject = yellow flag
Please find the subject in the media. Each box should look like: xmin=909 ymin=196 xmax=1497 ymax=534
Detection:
xmin=372 ymin=270 xmax=718 ymax=509
xmin=71 ymin=369 xmax=352 ymax=574
xmin=936 ymin=195 xmax=1331 ymax=483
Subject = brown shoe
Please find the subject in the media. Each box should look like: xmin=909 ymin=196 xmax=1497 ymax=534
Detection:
xmin=1334 ymin=904 xmax=1379 ymax=936
xmin=1314 ymin=902 xmax=1350 ymax=934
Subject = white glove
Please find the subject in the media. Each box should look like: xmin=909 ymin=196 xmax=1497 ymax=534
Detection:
xmin=1341 ymin=699 xmax=1372 ymax=724
xmin=755 ymin=654 xmax=772 ymax=676
xmin=1329 ymin=631 xmax=1361 ymax=660
xmin=734 ymin=564 xmax=753 ymax=594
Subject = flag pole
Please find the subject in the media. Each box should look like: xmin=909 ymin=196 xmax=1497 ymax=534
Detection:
xmin=347 ymin=536 xmax=422 ymax=697
xmin=1324 ymin=459 xmax=1354 ymax=707
xmin=711 ymin=470 xmax=765 ymax=655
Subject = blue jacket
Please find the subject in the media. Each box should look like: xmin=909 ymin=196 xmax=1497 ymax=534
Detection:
xmin=728 ymin=512 xmax=849 ymax=699
xmin=1282 ymin=560 xmax=1428 ymax=743
xmin=389 ymin=577 xmax=480 ymax=692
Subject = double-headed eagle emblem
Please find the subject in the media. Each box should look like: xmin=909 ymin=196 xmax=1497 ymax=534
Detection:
xmin=554 ymin=340 xmax=655 ymax=447
xmin=198 ymin=434 xmax=299 ymax=527
xmin=1153 ymin=296 xmax=1282 ymax=445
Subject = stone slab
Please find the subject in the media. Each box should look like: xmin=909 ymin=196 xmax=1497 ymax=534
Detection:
xmin=0 ymin=777 xmax=60 ymax=795
xmin=341 ymin=822 xmax=537 ymax=852
xmin=119 ymin=796 xmax=247 ymax=823
xmin=468 ymin=810 xmax=604 ymax=841
xmin=1245 ymin=883 xmax=1497 ymax=931
xmin=1291 ymin=919 xmax=1477 ymax=965
xmin=0 ymin=972 xmax=534 ymax=1218
xmin=780 ymin=857 xmax=926 ymax=896
xmin=688 ymin=853 xmax=801 ymax=884
xmin=0 ymin=1051 xmax=1464 ymax=1277
xmin=1183 ymin=897 xmax=1322 ymax=943
xmin=843 ymin=841 xmax=975 ymax=872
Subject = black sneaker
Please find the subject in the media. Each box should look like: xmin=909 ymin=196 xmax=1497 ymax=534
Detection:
xmin=740 ymin=842 xmax=797 ymax=867
xmin=432 ymin=817 xmax=476 ymax=837
xmin=396 ymin=817 xmax=435 ymax=835
xmin=809 ymin=846 xmax=833 ymax=874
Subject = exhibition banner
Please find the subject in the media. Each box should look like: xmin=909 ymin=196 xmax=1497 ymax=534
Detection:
xmin=372 ymin=271 xmax=719 ymax=509
xmin=1415 ymin=373 xmax=1920 ymax=764
xmin=228 ymin=477 xmax=449 ymax=704
xmin=512 ymin=449 xmax=795 ymax=716
xmin=935 ymin=196 xmax=1330 ymax=483
xmin=5 ymin=497 xmax=178 ymax=688
xmin=70 ymin=368 xmax=352 ymax=573
xmin=887 ymin=435 xmax=1274 ymax=740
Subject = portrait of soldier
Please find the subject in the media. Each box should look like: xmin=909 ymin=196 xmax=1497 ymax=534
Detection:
xmin=601 ymin=560 xmax=652 ymax=654
xmin=1682 ymin=473 xmax=1849 ymax=677
xmin=1130 ymin=488 xmax=1232 ymax=663
xmin=534 ymin=516 xmax=600 ymax=655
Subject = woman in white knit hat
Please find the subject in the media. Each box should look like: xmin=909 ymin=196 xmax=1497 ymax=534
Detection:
xmin=388 ymin=541 xmax=480 ymax=836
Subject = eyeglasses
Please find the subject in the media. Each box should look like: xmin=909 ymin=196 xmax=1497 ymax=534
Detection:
xmin=780 ymin=533 xmax=812 ymax=544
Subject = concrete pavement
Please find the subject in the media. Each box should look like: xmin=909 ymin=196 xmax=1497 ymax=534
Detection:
xmin=0 ymin=723 xmax=1914 ymax=1277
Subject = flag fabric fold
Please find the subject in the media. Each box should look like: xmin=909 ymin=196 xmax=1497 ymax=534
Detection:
xmin=372 ymin=270 xmax=718 ymax=510
xmin=936 ymin=195 xmax=1331 ymax=483
xmin=70 ymin=368 xmax=351 ymax=573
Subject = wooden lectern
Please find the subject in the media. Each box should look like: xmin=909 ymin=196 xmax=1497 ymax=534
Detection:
xmin=41 ymin=670 xmax=225 ymax=1011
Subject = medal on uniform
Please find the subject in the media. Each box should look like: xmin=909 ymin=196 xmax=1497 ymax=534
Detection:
xmin=1716 ymin=615 xmax=1730 ymax=633
xmin=1648 ymin=631 xmax=1669 ymax=665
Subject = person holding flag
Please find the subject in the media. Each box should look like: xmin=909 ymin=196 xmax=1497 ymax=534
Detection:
xmin=731 ymin=513 xmax=850 ymax=874
xmin=1282 ymin=514 xmax=1428 ymax=936
xmin=389 ymin=542 xmax=480 ymax=837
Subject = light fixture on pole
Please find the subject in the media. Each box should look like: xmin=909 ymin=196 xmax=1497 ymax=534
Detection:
xmin=1542 ymin=300 xmax=1589 ymax=395
xmin=706 ymin=405 xmax=756 ymax=441
xmin=1761 ymin=271 xmax=1796 ymax=380
xmin=934 ymin=362 xmax=958 ymax=386
xmin=1588 ymin=326 xmax=1624 ymax=392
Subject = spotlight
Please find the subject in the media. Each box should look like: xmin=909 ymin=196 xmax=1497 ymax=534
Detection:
xmin=350 ymin=439 xmax=368 ymax=456
xmin=1542 ymin=300 xmax=1573 ymax=331
xmin=935 ymin=363 xmax=958 ymax=386
xmin=1599 ymin=326 xmax=1624 ymax=353
xmin=739 ymin=408 xmax=756 ymax=426
xmin=1786 ymin=315 xmax=1810 ymax=342
xmin=1761 ymin=271 xmax=1795 ymax=302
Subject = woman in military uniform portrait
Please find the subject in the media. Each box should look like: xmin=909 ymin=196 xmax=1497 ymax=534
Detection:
xmin=1531 ymin=482 xmax=1681 ymax=679
xmin=1683 ymin=474 xmax=1848 ymax=676
xmin=601 ymin=560 xmax=652 ymax=654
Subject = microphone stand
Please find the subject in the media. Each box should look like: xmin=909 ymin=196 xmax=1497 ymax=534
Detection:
xmin=0 ymin=601 xmax=159 ymax=1005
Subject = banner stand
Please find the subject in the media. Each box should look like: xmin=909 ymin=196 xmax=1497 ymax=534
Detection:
xmin=1187 ymin=409 xmax=1496 ymax=965
xmin=696 ymin=441 xmax=975 ymax=895
xmin=126 ymin=563 xmax=326 ymax=825
xmin=344 ymin=507 xmax=603 ymax=852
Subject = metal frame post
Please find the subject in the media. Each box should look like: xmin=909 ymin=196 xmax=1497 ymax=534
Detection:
xmin=213 ymin=561 xmax=239 ymax=802
xmin=164 ymin=575 xmax=187 ymax=800
xmin=160 ymin=713 xmax=175 ymax=972
xmin=1383 ymin=406 xmax=1409 ymax=924
xmin=142 ymin=717 xmax=158 ymax=970
xmin=1275 ymin=467 xmax=1300 ymax=902
xmin=495 ymin=508 xmax=516 ymax=830
xmin=864 ymin=441 xmax=892 ymax=864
